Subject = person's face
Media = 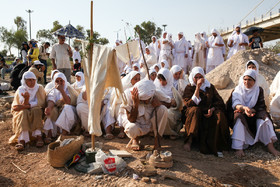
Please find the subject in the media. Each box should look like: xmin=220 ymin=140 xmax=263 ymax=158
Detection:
xmin=212 ymin=33 xmax=217 ymax=37
xmin=152 ymin=38 xmax=156 ymax=42
xmin=58 ymin=36 xmax=66 ymax=43
xmin=25 ymin=79 xmax=36 ymax=88
xmin=140 ymin=98 xmax=151 ymax=105
xmin=23 ymin=44 xmax=28 ymax=49
xmin=173 ymin=71 xmax=181 ymax=80
xmin=150 ymin=72 xmax=157 ymax=81
xmin=159 ymin=77 xmax=167 ymax=86
xmin=247 ymin=64 xmax=257 ymax=71
xmin=253 ymin=31 xmax=258 ymax=36
xmin=155 ymin=66 xmax=159 ymax=72
xmin=133 ymin=66 xmax=139 ymax=72
xmin=146 ymin=48 xmax=150 ymax=55
xmin=201 ymin=33 xmax=204 ymax=37
xmin=163 ymin=33 xmax=167 ymax=38
xmin=76 ymin=75 xmax=81 ymax=82
xmin=45 ymin=44 xmax=50 ymax=49
xmin=243 ymin=75 xmax=255 ymax=89
xmin=236 ymin=27 xmax=241 ymax=33
xmin=130 ymin=74 xmax=140 ymax=86
xmin=75 ymin=47 xmax=79 ymax=51
xmin=16 ymin=59 xmax=20 ymax=63
xmin=55 ymin=77 xmax=65 ymax=86
xmin=193 ymin=73 xmax=204 ymax=84
xmin=29 ymin=43 xmax=33 ymax=48
xmin=178 ymin=34 xmax=183 ymax=40
xmin=161 ymin=62 xmax=165 ymax=68
xmin=116 ymin=42 xmax=120 ymax=46
xmin=75 ymin=60 xmax=79 ymax=64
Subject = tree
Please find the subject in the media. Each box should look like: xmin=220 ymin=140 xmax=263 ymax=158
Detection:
xmin=86 ymin=30 xmax=109 ymax=45
xmin=14 ymin=16 xmax=27 ymax=31
xmin=13 ymin=29 xmax=28 ymax=54
xmin=134 ymin=21 xmax=162 ymax=44
xmin=36 ymin=29 xmax=56 ymax=44
xmin=0 ymin=27 xmax=15 ymax=55
xmin=50 ymin=21 xmax=63 ymax=33
xmin=0 ymin=49 xmax=7 ymax=57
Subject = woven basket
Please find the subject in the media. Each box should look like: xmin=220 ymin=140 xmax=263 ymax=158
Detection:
xmin=47 ymin=135 xmax=84 ymax=167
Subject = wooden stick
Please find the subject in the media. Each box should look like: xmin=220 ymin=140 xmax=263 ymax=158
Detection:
xmin=124 ymin=28 xmax=132 ymax=67
xmin=90 ymin=0 xmax=95 ymax=150
xmin=12 ymin=162 xmax=29 ymax=174
xmin=137 ymin=30 xmax=150 ymax=80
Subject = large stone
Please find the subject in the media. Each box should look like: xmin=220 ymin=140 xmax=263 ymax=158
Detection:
xmin=210 ymin=74 xmax=231 ymax=89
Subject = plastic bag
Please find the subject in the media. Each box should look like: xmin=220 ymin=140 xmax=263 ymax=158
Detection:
xmin=95 ymin=149 xmax=126 ymax=174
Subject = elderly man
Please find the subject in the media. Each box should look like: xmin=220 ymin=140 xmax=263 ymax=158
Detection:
xmin=50 ymin=34 xmax=73 ymax=83
xmin=173 ymin=32 xmax=190 ymax=73
xmin=206 ymin=29 xmax=225 ymax=73
xmin=28 ymin=60 xmax=46 ymax=85
xmin=149 ymin=36 xmax=160 ymax=60
xmin=227 ymin=25 xmax=249 ymax=59
xmin=119 ymin=79 xmax=169 ymax=150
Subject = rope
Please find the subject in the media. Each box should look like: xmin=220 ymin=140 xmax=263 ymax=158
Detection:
xmin=264 ymin=0 xmax=280 ymax=16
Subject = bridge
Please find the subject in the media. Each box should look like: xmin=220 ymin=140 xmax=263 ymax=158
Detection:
xmin=220 ymin=9 xmax=280 ymax=43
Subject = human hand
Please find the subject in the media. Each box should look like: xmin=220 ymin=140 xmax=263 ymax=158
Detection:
xmin=171 ymin=99 xmax=177 ymax=107
xmin=41 ymin=65 xmax=46 ymax=71
xmin=55 ymin=84 xmax=64 ymax=92
xmin=131 ymin=87 xmax=139 ymax=107
xmin=204 ymin=107 xmax=214 ymax=118
xmin=45 ymin=107 xmax=52 ymax=116
xmin=21 ymin=92 xmax=30 ymax=101
xmin=244 ymin=106 xmax=255 ymax=117
xmin=151 ymin=97 xmax=161 ymax=108
xmin=196 ymin=78 xmax=204 ymax=88
xmin=13 ymin=105 xmax=25 ymax=111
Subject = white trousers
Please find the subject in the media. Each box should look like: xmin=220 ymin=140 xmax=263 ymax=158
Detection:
xmin=232 ymin=118 xmax=277 ymax=150
xmin=76 ymin=102 xmax=89 ymax=132
xmin=18 ymin=130 xmax=41 ymax=143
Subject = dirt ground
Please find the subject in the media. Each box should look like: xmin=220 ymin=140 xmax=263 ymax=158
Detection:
xmin=1 ymin=81 xmax=280 ymax=187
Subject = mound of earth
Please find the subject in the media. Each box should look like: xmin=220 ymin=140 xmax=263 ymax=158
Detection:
xmin=206 ymin=48 xmax=280 ymax=102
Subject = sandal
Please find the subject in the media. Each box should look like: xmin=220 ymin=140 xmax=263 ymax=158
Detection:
xmin=44 ymin=137 xmax=52 ymax=145
xmin=36 ymin=139 xmax=44 ymax=148
xmin=117 ymin=132 xmax=125 ymax=139
xmin=104 ymin=133 xmax=114 ymax=140
xmin=15 ymin=143 xmax=25 ymax=151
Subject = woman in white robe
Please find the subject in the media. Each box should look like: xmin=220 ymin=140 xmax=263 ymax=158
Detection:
xmin=154 ymin=68 xmax=183 ymax=139
xmin=160 ymin=59 xmax=169 ymax=69
xmin=45 ymin=70 xmax=60 ymax=93
xmin=10 ymin=72 xmax=46 ymax=150
xmin=101 ymin=71 xmax=141 ymax=139
xmin=71 ymin=72 xmax=85 ymax=93
xmin=119 ymin=80 xmax=169 ymax=150
xmin=192 ymin=33 xmax=206 ymax=71
xmin=44 ymin=73 xmax=78 ymax=140
xmin=230 ymin=69 xmax=279 ymax=157
xmin=170 ymin=65 xmax=189 ymax=96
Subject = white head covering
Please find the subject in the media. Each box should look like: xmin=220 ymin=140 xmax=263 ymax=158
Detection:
xmin=149 ymin=68 xmax=156 ymax=75
xmin=189 ymin=67 xmax=211 ymax=91
xmin=232 ymin=69 xmax=259 ymax=109
xmin=211 ymin=28 xmax=219 ymax=35
xmin=51 ymin=70 xmax=60 ymax=80
xmin=132 ymin=63 xmax=140 ymax=72
xmin=170 ymin=65 xmax=182 ymax=75
xmin=178 ymin=32 xmax=184 ymax=36
xmin=160 ymin=59 xmax=169 ymax=69
xmin=48 ymin=72 xmax=69 ymax=102
xmin=18 ymin=71 xmax=39 ymax=105
xmin=53 ymin=72 xmax=68 ymax=91
xmin=122 ymin=71 xmax=140 ymax=90
xmin=151 ymin=36 xmax=156 ymax=40
xmin=134 ymin=80 xmax=156 ymax=100
xmin=151 ymin=64 xmax=160 ymax=71
xmin=75 ymin=71 xmax=85 ymax=88
xmin=246 ymin=60 xmax=259 ymax=74
xmin=154 ymin=68 xmax=174 ymax=98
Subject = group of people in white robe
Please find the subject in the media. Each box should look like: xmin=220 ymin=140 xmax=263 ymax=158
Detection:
xmin=115 ymin=25 xmax=249 ymax=78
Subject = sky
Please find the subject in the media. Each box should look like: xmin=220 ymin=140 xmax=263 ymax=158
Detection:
xmin=1 ymin=0 xmax=280 ymax=55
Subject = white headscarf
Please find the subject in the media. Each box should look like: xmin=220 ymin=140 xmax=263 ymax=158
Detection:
xmin=194 ymin=33 xmax=204 ymax=51
xmin=246 ymin=60 xmax=259 ymax=73
xmin=232 ymin=69 xmax=260 ymax=109
xmin=51 ymin=70 xmax=60 ymax=80
xmin=48 ymin=72 xmax=69 ymax=103
xmin=134 ymin=80 xmax=156 ymax=100
xmin=121 ymin=71 xmax=140 ymax=91
xmin=170 ymin=65 xmax=182 ymax=90
xmin=75 ymin=71 xmax=85 ymax=88
xmin=18 ymin=71 xmax=39 ymax=105
xmin=160 ymin=59 xmax=169 ymax=69
xmin=154 ymin=68 xmax=174 ymax=98
xmin=201 ymin=31 xmax=208 ymax=41
xmin=151 ymin=64 xmax=160 ymax=72
xmin=45 ymin=70 xmax=60 ymax=92
xmin=149 ymin=68 xmax=156 ymax=75
xmin=189 ymin=67 xmax=211 ymax=91
xmin=132 ymin=63 xmax=140 ymax=72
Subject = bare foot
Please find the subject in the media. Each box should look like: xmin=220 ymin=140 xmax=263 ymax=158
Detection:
xmin=235 ymin=150 xmax=245 ymax=157
xmin=183 ymin=142 xmax=191 ymax=152
xmin=131 ymin=139 xmax=140 ymax=151
xmin=267 ymin=143 xmax=280 ymax=156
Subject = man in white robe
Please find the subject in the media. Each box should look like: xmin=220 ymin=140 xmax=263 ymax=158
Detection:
xmin=206 ymin=29 xmax=225 ymax=73
xmin=173 ymin=32 xmax=190 ymax=73
xmin=149 ymin=36 xmax=160 ymax=60
xmin=227 ymin=25 xmax=249 ymax=59
xmin=158 ymin=32 xmax=174 ymax=67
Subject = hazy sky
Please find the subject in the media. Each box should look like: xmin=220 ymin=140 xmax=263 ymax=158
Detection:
xmin=0 ymin=0 xmax=279 ymax=53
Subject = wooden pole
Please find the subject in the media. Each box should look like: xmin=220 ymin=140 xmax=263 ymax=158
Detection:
xmin=90 ymin=0 xmax=95 ymax=150
xmin=136 ymin=30 xmax=159 ymax=149
xmin=124 ymin=28 xmax=132 ymax=67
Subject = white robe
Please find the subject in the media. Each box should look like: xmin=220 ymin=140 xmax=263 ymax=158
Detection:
xmin=206 ymin=35 xmax=224 ymax=73
xmin=173 ymin=37 xmax=190 ymax=72
xmin=76 ymin=92 xmax=89 ymax=132
xmin=149 ymin=41 xmax=160 ymax=59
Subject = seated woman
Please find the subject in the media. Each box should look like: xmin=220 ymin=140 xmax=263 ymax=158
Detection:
xmin=9 ymin=72 xmax=46 ymax=151
xmin=151 ymin=64 xmax=160 ymax=73
xmin=243 ymin=60 xmax=270 ymax=107
xmin=101 ymin=71 xmax=141 ymax=139
xmin=119 ymin=80 xmax=169 ymax=151
xmin=170 ymin=65 xmax=189 ymax=96
xmin=147 ymin=68 xmax=157 ymax=81
xmin=154 ymin=68 xmax=183 ymax=139
xmin=230 ymin=69 xmax=279 ymax=157
xmin=270 ymin=71 xmax=280 ymax=124
xmin=45 ymin=70 xmax=60 ymax=93
xmin=76 ymin=86 xmax=89 ymax=135
xmin=44 ymin=72 xmax=79 ymax=142
xmin=71 ymin=72 xmax=85 ymax=93
xmin=182 ymin=67 xmax=230 ymax=156
xmin=160 ymin=59 xmax=169 ymax=69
